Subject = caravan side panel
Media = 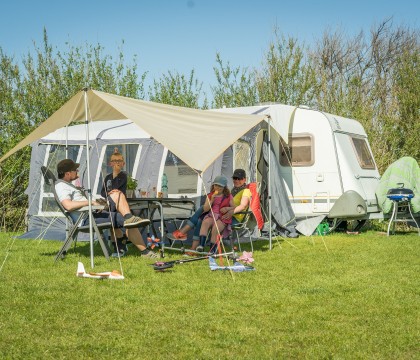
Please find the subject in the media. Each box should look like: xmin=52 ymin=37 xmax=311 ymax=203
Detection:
xmin=280 ymin=109 xmax=343 ymax=217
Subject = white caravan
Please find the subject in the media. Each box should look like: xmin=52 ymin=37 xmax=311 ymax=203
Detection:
xmin=215 ymin=104 xmax=382 ymax=222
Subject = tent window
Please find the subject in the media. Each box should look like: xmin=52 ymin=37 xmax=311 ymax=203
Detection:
xmin=233 ymin=141 xmax=251 ymax=177
xmin=96 ymin=144 xmax=140 ymax=195
xmin=280 ymin=134 xmax=314 ymax=167
xmin=350 ymin=137 xmax=375 ymax=169
xmin=44 ymin=145 xmax=80 ymax=193
xmin=164 ymin=151 xmax=197 ymax=194
xmin=41 ymin=144 xmax=83 ymax=214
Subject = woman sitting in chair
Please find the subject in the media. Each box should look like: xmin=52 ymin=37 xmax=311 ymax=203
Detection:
xmin=167 ymin=169 xmax=251 ymax=251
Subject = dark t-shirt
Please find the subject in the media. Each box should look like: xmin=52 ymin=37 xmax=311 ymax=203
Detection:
xmin=101 ymin=171 xmax=127 ymax=198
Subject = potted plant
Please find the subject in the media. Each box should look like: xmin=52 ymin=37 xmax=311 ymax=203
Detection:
xmin=126 ymin=175 xmax=138 ymax=198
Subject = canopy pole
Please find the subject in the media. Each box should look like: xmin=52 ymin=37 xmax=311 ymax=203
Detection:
xmin=83 ymin=89 xmax=95 ymax=268
xmin=267 ymin=116 xmax=272 ymax=250
xmin=65 ymin=126 xmax=70 ymax=243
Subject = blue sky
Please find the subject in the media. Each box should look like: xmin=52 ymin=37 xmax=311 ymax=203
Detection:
xmin=1 ymin=0 xmax=418 ymax=99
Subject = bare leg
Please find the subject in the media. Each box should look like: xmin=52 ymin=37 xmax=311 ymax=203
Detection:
xmin=199 ymin=217 xmax=213 ymax=237
xmin=108 ymin=191 xmax=133 ymax=217
xmin=126 ymin=228 xmax=147 ymax=252
xmin=210 ymin=220 xmax=225 ymax=243
xmin=110 ymin=227 xmax=123 ymax=243
xmin=190 ymin=239 xmax=200 ymax=250
xmin=178 ymin=223 xmax=192 ymax=234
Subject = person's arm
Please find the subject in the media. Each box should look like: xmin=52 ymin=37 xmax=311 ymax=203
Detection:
xmin=57 ymin=183 xmax=99 ymax=211
xmin=233 ymin=195 xmax=250 ymax=214
xmin=221 ymin=194 xmax=250 ymax=219
xmin=61 ymin=198 xmax=91 ymax=211
xmin=119 ymin=172 xmax=127 ymax=195
xmin=202 ymin=191 xmax=216 ymax=212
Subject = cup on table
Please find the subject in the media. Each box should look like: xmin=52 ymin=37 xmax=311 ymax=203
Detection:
xmin=139 ymin=189 xmax=148 ymax=198
xmin=157 ymin=192 xmax=163 ymax=198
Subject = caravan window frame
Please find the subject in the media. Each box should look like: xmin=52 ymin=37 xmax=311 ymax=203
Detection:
xmin=349 ymin=136 xmax=376 ymax=170
xmin=280 ymin=133 xmax=315 ymax=167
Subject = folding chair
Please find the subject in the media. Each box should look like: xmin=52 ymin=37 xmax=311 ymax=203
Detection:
xmin=40 ymin=166 xmax=112 ymax=261
xmin=230 ymin=210 xmax=254 ymax=252
xmin=229 ymin=182 xmax=265 ymax=252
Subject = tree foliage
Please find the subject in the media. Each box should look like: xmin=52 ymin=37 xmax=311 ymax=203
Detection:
xmin=0 ymin=29 xmax=146 ymax=230
xmin=212 ymin=53 xmax=257 ymax=108
xmin=148 ymin=69 xmax=206 ymax=108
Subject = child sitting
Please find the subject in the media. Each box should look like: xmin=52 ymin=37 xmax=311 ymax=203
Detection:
xmin=197 ymin=176 xmax=234 ymax=253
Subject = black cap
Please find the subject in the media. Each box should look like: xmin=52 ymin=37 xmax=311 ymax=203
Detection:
xmin=232 ymin=169 xmax=246 ymax=179
xmin=57 ymin=159 xmax=79 ymax=175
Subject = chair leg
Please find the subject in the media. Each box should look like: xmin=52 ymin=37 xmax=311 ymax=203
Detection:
xmin=55 ymin=225 xmax=79 ymax=262
xmin=235 ymin=229 xmax=242 ymax=252
xmin=248 ymin=229 xmax=254 ymax=253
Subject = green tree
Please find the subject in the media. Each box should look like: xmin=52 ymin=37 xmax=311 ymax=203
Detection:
xmin=212 ymin=53 xmax=257 ymax=108
xmin=256 ymin=32 xmax=317 ymax=106
xmin=0 ymin=29 xmax=146 ymax=230
xmin=148 ymin=69 xmax=206 ymax=108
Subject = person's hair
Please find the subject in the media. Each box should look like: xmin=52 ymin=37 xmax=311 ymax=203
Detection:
xmin=110 ymin=152 xmax=124 ymax=161
xmin=222 ymin=186 xmax=230 ymax=197
xmin=58 ymin=172 xmax=65 ymax=179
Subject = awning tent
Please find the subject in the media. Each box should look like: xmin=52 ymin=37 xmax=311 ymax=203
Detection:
xmin=0 ymin=90 xmax=265 ymax=172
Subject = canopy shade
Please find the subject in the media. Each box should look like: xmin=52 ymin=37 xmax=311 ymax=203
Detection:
xmin=0 ymin=90 xmax=265 ymax=172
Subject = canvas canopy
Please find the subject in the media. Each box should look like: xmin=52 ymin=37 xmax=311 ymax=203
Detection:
xmin=0 ymin=90 xmax=265 ymax=172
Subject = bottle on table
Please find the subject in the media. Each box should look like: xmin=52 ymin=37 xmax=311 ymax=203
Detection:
xmin=161 ymin=173 xmax=168 ymax=198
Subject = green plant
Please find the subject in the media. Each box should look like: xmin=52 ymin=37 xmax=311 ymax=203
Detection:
xmin=126 ymin=175 xmax=138 ymax=190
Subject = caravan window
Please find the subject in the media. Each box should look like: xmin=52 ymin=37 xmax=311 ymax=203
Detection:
xmin=233 ymin=141 xmax=251 ymax=177
xmin=350 ymin=137 xmax=375 ymax=169
xmin=164 ymin=151 xmax=197 ymax=194
xmin=96 ymin=144 xmax=140 ymax=195
xmin=280 ymin=134 xmax=314 ymax=167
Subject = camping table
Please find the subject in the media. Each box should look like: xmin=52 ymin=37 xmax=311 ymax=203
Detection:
xmin=127 ymin=197 xmax=196 ymax=256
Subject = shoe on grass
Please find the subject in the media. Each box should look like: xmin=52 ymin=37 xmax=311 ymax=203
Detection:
xmin=167 ymin=230 xmax=187 ymax=241
xmin=141 ymin=250 xmax=158 ymax=259
xmin=195 ymin=245 xmax=204 ymax=253
xmin=123 ymin=216 xmax=151 ymax=228
xmin=111 ymin=250 xmax=126 ymax=258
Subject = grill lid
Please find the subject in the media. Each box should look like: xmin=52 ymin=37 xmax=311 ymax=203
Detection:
xmin=386 ymin=183 xmax=415 ymax=200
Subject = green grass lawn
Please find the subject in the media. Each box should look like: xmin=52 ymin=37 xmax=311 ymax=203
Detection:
xmin=0 ymin=231 xmax=419 ymax=359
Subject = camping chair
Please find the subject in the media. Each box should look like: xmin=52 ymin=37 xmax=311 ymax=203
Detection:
xmin=230 ymin=210 xmax=254 ymax=253
xmin=40 ymin=166 xmax=112 ymax=261
xmin=229 ymin=182 xmax=264 ymax=253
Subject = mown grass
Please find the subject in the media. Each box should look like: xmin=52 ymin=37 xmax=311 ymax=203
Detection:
xmin=0 ymin=231 xmax=418 ymax=359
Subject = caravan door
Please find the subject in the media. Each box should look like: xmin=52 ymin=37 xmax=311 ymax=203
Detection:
xmin=334 ymin=132 xmax=381 ymax=214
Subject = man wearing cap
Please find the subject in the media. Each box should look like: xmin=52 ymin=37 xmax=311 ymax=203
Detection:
xmin=167 ymin=169 xmax=251 ymax=251
xmin=55 ymin=159 xmax=157 ymax=258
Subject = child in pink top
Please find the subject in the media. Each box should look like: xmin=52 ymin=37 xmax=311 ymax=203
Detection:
xmin=198 ymin=176 xmax=234 ymax=253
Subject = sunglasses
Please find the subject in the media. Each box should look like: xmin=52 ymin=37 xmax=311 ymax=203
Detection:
xmin=110 ymin=160 xmax=124 ymax=163
xmin=232 ymin=177 xmax=243 ymax=180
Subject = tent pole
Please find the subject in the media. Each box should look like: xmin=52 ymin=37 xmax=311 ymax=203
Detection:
xmin=83 ymin=89 xmax=95 ymax=268
xmin=65 ymin=126 xmax=69 ymax=241
xmin=267 ymin=116 xmax=272 ymax=250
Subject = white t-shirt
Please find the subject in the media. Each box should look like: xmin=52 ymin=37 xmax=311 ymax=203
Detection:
xmin=55 ymin=181 xmax=87 ymax=222
xmin=55 ymin=181 xmax=87 ymax=203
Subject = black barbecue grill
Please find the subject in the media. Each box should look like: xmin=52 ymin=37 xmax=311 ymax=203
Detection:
xmin=386 ymin=184 xmax=419 ymax=236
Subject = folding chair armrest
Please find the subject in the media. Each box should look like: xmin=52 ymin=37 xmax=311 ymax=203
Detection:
xmin=235 ymin=210 xmax=253 ymax=215
xmin=79 ymin=205 xmax=105 ymax=211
